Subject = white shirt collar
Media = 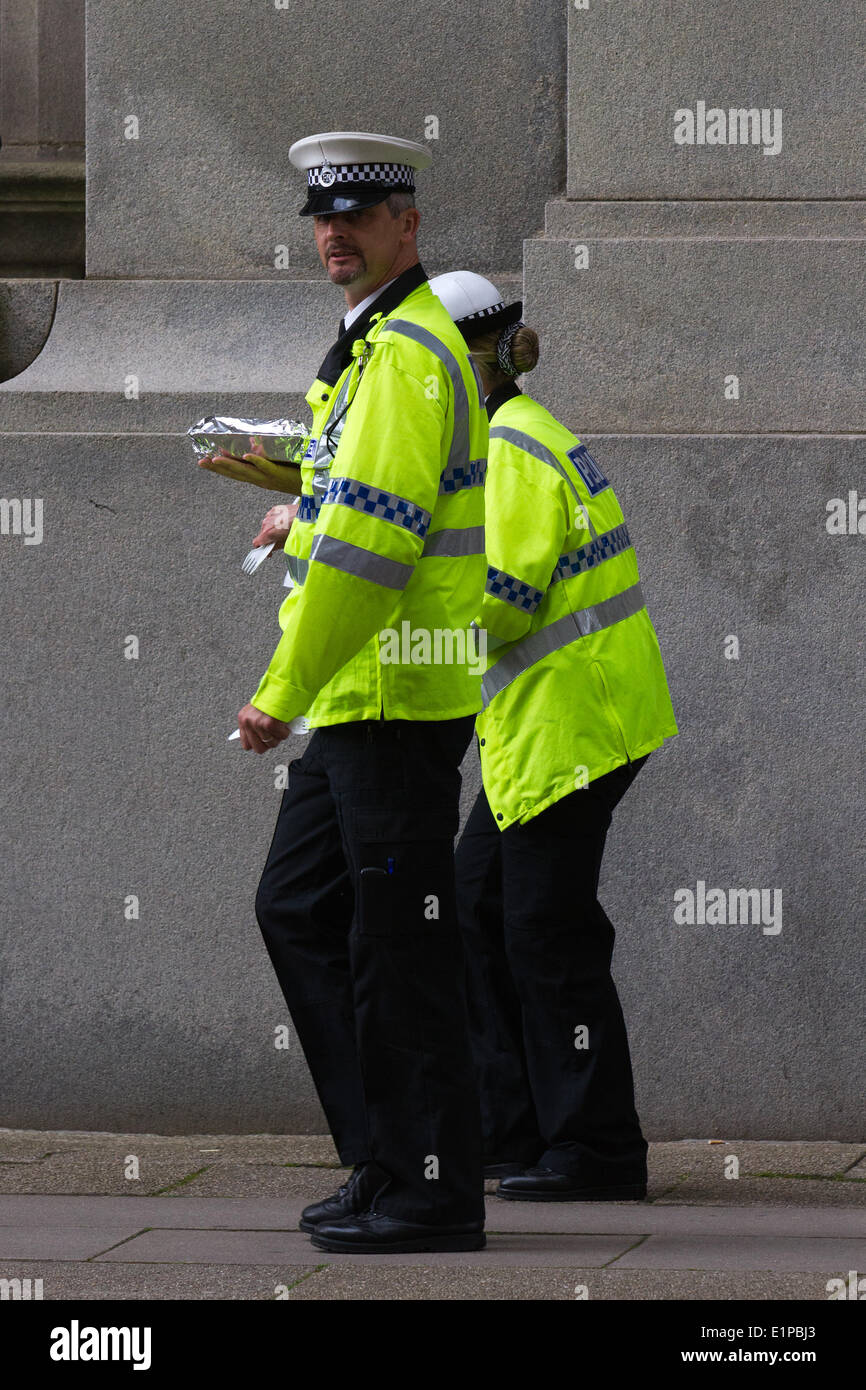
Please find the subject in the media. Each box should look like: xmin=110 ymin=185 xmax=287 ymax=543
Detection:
xmin=342 ymin=277 xmax=399 ymax=331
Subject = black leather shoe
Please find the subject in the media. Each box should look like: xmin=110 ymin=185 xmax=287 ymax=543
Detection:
xmin=309 ymin=1210 xmax=486 ymax=1253
xmin=299 ymin=1163 xmax=387 ymax=1233
xmin=496 ymin=1165 xmax=647 ymax=1201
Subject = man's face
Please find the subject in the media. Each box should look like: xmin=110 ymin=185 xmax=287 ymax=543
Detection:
xmin=313 ymin=202 xmax=407 ymax=295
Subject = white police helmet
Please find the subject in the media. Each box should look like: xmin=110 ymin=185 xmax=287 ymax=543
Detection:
xmin=428 ymin=271 xmax=523 ymax=341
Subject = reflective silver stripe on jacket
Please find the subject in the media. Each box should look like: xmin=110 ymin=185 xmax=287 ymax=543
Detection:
xmin=297 ymin=494 xmax=319 ymax=523
xmin=380 ymin=318 xmax=475 ymax=491
xmin=322 ymin=475 xmax=431 ymax=540
xmin=422 ymin=526 xmax=485 ymax=558
xmin=489 ymin=424 xmax=600 ymax=541
xmin=468 ymin=355 xmax=486 ymax=408
xmin=311 ymin=369 xmax=355 ymax=495
xmin=471 ymin=619 xmax=509 ymax=653
xmin=551 ymin=523 xmax=632 ymax=583
xmin=285 ymin=553 xmax=309 ymax=586
xmin=310 ymin=533 xmax=413 ymax=590
xmin=485 ymin=565 xmax=546 ymax=613
xmin=481 ymin=581 xmax=646 ymax=705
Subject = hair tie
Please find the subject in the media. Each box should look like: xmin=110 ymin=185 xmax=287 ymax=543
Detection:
xmin=497 ymin=320 xmax=524 ymax=377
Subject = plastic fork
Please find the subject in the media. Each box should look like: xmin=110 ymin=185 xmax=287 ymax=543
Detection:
xmin=241 ymin=541 xmax=275 ymax=575
xmin=227 ymin=716 xmax=310 ymax=741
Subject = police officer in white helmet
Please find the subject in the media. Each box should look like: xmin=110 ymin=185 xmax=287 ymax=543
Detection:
xmin=431 ymin=271 xmax=678 ymax=1202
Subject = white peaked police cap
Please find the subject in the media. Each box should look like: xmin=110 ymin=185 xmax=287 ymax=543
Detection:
xmin=289 ymin=131 xmax=432 ymax=216
xmin=428 ymin=271 xmax=523 ymax=341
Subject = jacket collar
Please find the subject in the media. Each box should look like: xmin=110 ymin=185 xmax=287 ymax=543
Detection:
xmin=317 ymin=262 xmax=429 ymax=386
xmin=486 ymin=380 xmax=522 ymax=421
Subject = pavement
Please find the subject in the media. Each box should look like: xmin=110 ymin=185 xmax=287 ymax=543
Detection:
xmin=0 ymin=1131 xmax=864 ymax=1301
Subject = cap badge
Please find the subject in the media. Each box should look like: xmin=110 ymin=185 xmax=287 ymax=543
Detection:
xmin=319 ymin=159 xmax=336 ymax=187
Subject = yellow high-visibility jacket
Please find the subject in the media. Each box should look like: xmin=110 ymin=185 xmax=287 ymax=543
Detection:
xmin=475 ymin=386 xmax=678 ymax=828
xmin=251 ymin=276 xmax=489 ymax=724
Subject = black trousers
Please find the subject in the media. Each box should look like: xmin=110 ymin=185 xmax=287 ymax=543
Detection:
xmin=454 ymin=756 xmax=650 ymax=1182
xmin=255 ymin=715 xmax=485 ymax=1225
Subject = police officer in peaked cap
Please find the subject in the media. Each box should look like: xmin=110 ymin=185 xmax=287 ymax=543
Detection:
xmin=238 ymin=134 xmax=490 ymax=1253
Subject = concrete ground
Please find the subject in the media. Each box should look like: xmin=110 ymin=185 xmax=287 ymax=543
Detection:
xmin=0 ymin=1131 xmax=864 ymax=1301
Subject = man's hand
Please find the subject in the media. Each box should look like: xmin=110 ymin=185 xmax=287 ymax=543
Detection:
xmin=237 ymin=702 xmax=292 ymax=753
xmin=253 ymin=501 xmax=299 ymax=550
xmin=199 ymin=451 xmax=302 ymax=495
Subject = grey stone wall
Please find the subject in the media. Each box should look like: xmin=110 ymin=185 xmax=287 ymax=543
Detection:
xmin=0 ymin=0 xmax=85 ymax=158
xmin=519 ymin=2 xmax=865 ymax=1136
xmin=0 ymin=0 xmax=862 ymax=1136
xmin=0 ymin=278 xmax=56 ymax=380
xmin=85 ymin=0 xmax=564 ymax=278
xmin=0 ymin=1 xmax=86 ymax=277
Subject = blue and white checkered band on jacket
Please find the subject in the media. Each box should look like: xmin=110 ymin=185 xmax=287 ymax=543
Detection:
xmin=308 ymin=163 xmax=416 ymax=189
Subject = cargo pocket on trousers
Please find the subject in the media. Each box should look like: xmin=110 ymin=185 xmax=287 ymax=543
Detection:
xmin=351 ymin=806 xmax=457 ymax=939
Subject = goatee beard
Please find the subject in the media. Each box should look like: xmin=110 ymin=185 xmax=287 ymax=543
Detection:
xmin=329 ymin=256 xmax=367 ymax=285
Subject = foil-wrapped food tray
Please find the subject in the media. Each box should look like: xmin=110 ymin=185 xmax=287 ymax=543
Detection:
xmin=188 ymin=416 xmax=310 ymax=465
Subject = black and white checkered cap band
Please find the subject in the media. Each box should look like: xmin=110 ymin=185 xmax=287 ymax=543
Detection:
xmin=308 ymin=162 xmax=416 ymax=189
xmin=459 ymin=302 xmax=506 ymax=324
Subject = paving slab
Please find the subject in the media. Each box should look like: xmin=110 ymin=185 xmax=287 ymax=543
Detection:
xmin=0 ymin=1260 xmax=833 ymax=1301
xmin=0 ymin=1153 xmax=55 ymax=1166
xmin=0 ymin=1129 xmax=340 ymax=1166
xmin=614 ymin=1235 xmax=866 ymax=1273
xmin=0 ymin=1134 xmax=345 ymax=1200
xmin=0 ymin=1225 xmax=143 ymax=1261
xmin=171 ymin=1164 xmax=347 ymax=1200
xmin=283 ymin=1266 xmax=833 ymax=1302
xmin=0 ymin=1260 xmax=322 ymax=1300
xmin=0 ymin=1134 xmax=61 ymax=1161
xmin=0 ymin=1195 xmax=317 ymax=1230
xmin=483 ymin=1202 xmax=866 ymax=1238
xmin=3 ymin=1194 xmax=862 ymax=1238
xmin=93 ymin=1228 xmax=333 ymax=1267
xmin=647 ymin=1141 xmax=866 ymax=1182
xmin=653 ymin=1178 xmax=866 ymax=1208
xmin=94 ymin=1229 xmax=638 ymax=1269
xmin=0 ymin=1153 xmax=221 ymax=1196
